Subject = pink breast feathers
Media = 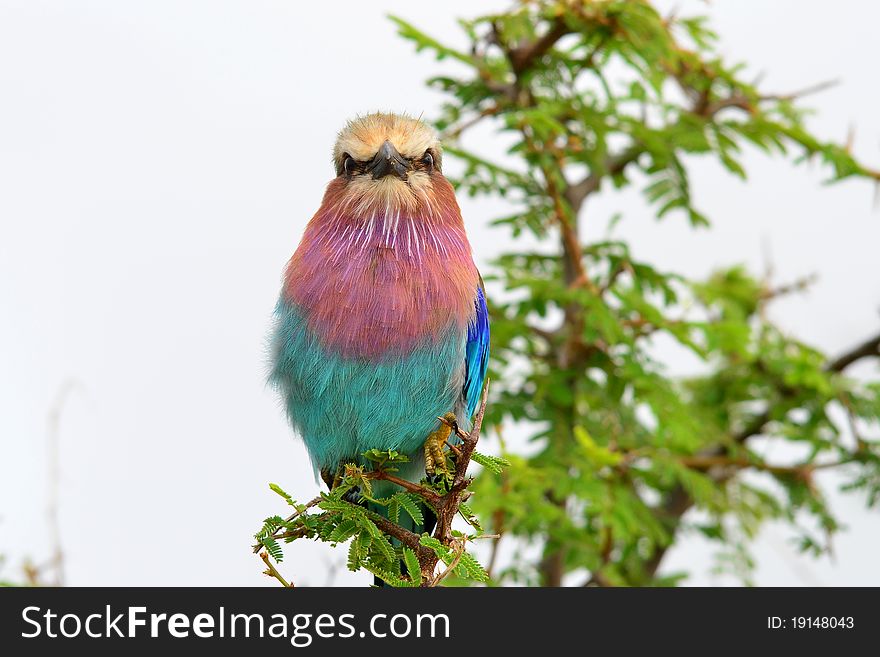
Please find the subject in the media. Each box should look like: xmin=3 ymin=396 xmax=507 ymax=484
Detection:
xmin=283 ymin=178 xmax=480 ymax=360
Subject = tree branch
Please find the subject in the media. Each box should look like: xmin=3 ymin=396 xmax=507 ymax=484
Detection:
xmin=760 ymin=79 xmax=840 ymax=103
xmin=565 ymin=147 xmax=643 ymax=211
xmin=252 ymin=495 xmax=322 ymax=554
xmin=367 ymin=511 xmax=427 ymax=554
xmin=678 ymin=454 xmax=853 ymax=477
xmin=640 ymin=328 xmax=880 ymax=582
xmin=367 ymin=470 xmax=444 ymax=506
xmin=508 ymin=17 xmax=569 ymax=74
xmin=826 ymin=331 xmax=880 ymax=373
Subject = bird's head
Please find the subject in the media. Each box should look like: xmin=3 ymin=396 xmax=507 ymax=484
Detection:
xmin=331 ymin=113 xmax=443 ymax=211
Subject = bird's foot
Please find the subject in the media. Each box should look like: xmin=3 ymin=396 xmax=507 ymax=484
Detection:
xmin=424 ymin=412 xmax=458 ymax=478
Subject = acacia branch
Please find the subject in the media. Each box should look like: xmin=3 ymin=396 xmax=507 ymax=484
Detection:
xmin=678 ymin=454 xmax=854 ymax=477
xmin=366 ymin=511 xmax=427 ymax=555
xmin=639 ymin=329 xmax=880 ymax=582
xmin=826 ymin=331 xmax=880 ymax=373
xmin=759 ymin=274 xmax=818 ymax=303
xmin=568 ymin=75 xmax=844 ymax=217
xmin=443 ymin=104 xmax=502 ymax=140
xmin=453 ymin=381 xmax=489 ymax=491
xmin=260 ymin=551 xmax=294 ymax=588
xmin=417 ymin=382 xmax=491 ymax=585
xmin=252 ymin=495 xmax=322 ymax=554
xmin=508 ymin=17 xmax=569 ymax=74
xmin=565 ymin=148 xmax=642 ymax=211
xmin=363 ymin=382 xmax=492 ymax=585
xmin=760 ymin=79 xmax=841 ymax=103
xmin=367 ymin=470 xmax=443 ymax=506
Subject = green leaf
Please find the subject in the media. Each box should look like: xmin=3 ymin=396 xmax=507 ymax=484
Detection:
xmin=363 ymin=564 xmax=409 ymax=588
xmin=328 ymin=519 xmax=359 ymax=544
xmin=455 ymin=550 xmax=490 ymax=583
xmin=262 ymin=537 xmax=284 ymax=563
xmin=419 ymin=535 xmax=454 ymax=564
xmin=393 ymin=492 xmax=425 ymax=526
xmin=458 ymin=502 xmax=483 ymax=531
xmin=471 ymin=451 xmax=511 ymax=474
xmin=268 ymin=483 xmax=296 ymax=506
xmin=403 ymin=548 xmax=423 ymax=586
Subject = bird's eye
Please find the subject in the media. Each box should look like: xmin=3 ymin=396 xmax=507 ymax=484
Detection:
xmin=342 ymin=154 xmax=355 ymax=176
xmin=422 ymin=150 xmax=434 ymax=170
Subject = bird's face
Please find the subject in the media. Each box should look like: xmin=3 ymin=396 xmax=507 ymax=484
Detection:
xmin=331 ymin=113 xmax=443 ymax=211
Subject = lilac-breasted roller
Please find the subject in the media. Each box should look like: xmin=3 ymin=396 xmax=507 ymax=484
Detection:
xmin=269 ymin=113 xmax=490 ymax=526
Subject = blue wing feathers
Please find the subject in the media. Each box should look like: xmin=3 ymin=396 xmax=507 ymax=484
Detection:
xmin=463 ymin=283 xmax=490 ymax=419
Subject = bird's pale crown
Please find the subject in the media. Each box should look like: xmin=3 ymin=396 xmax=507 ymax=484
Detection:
xmin=333 ymin=113 xmax=441 ymax=170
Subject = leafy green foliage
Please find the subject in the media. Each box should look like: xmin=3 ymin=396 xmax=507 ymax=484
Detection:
xmin=391 ymin=492 xmax=425 ymax=526
xmin=362 ymin=448 xmax=410 ymax=470
xmin=254 ymin=454 xmax=503 ymax=586
xmin=403 ymin=547 xmax=423 ymax=586
xmin=471 ymin=451 xmax=512 ymax=474
xmin=392 ymin=0 xmax=880 ymax=586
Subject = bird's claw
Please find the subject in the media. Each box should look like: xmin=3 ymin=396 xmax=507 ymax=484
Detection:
xmin=424 ymin=412 xmax=457 ymax=478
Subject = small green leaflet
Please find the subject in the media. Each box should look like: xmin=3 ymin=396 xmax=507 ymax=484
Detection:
xmin=403 ymin=547 xmax=423 ymax=586
xmin=456 ymin=550 xmax=489 ymax=583
xmin=393 ymin=492 xmax=424 ymax=525
xmin=262 ymin=537 xmax=284 ymax=563
xmin=471 ymin=451 xmax=511 ymax=474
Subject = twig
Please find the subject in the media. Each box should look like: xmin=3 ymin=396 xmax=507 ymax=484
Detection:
xmin=267 ymin=527 xmax=311 ymax=543
xmin=365 ymin=508 xmax=426 ymax=554
xmin=444 ymin=440 xmax=462 ymax=458
xmin=826 ymin=331 xmax=880 ymax=373
xmin=507 ymin=17 xmax=569 ymax=74
xmin=252 ymin=495 xmax=322 ymax=553
xmin=565 ymin=147 xmax=642 ymax=211
xmin=255 ymin=383 xmax=492 ymax=587
xmin=430 ymin=540 xmax=466 ymax=587
xmin=367 ymin=470 xmax=443 ymax=506
xmin=418 ymin=381 xmax=491 ymax=585
xmin=760 ymin=79 xmax=840 ymax=103
xmin=260 ymin=551 xmax=294 ymax=587
xmin=760 ymin=273 xmax=818 ymax=302
xmin=443 ymin=105 xmax=501 ymax=140
xmin=678 ymin=454 xmax=853 ymax=477
xmin=452 ymin=381 xmax=489 ymax=491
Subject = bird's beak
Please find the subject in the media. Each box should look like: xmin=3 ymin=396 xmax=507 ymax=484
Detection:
xmin=367 ymin=140 xmax=412 ymax=181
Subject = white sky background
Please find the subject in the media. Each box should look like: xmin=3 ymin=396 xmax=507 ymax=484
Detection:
xmin=0 ymin=0 xmax=878 ymax=586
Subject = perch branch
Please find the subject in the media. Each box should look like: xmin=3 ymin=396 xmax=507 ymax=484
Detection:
xmin=367 ymin=470 xmax=444 ymax=506
xmin=410 ymin=382 xmax=490 ymax=585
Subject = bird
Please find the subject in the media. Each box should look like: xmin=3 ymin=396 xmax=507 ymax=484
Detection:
xmin=268 ymin=112 xmax=490 ymax=541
